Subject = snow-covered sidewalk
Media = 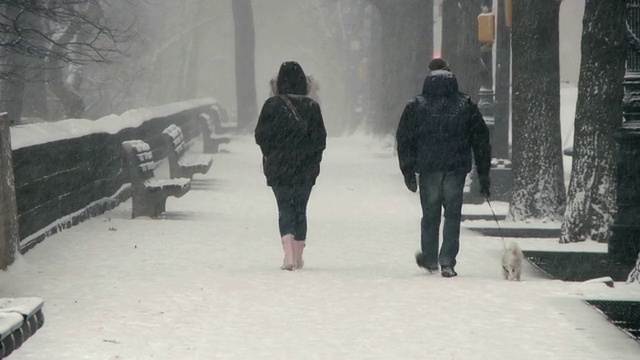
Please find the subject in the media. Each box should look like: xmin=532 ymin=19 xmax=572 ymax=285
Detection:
xmin=1 ymin=135 xmax=639 ymax=359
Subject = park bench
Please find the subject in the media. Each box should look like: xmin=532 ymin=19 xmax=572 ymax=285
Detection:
xmin=162 ymin=124 xmax=213 ymax=179
xmin=199 ymin=113 xmax=231 ymax=154
xmin=210 ymin=103 xmax=235 ymax=134
xmin=122 ymin=139 xmax=191 ymax=219
xmin=0 ymin=297 xmax=45 ymax=358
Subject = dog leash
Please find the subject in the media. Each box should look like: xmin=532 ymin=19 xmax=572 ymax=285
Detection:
xmin=486 ymin=197 xmax=507 ymax=250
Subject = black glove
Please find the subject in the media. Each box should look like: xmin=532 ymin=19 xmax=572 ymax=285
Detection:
xmin=404 ymin=173 xmax=417 ymax=193
xmin=479 ymin=174 xmax=491 ymax=199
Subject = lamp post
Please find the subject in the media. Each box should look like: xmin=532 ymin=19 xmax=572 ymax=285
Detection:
xmin=477 ymin=3 xmax=495 ymax=120
xmin=466 ymin=2 xmax=497 ymax=204
xmin=468 ymin=1 xmax=513 ymax=203
xmin=494 ymin=0 xmax=511 ymax=160
xmin=468 ymin=0 xmax=513 ymax=204
xmin=609 ymin=0 xmax=640 ymax=265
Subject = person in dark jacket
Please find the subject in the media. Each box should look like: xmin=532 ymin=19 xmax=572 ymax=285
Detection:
xmin=255 ymin=61 xmax=327 ymax=271
xmin=396 ymin=58 xmax=491 ymax=278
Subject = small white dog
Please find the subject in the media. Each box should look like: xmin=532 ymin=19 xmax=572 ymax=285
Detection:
xmin=502 ymin=242 xmax=524 ymax=281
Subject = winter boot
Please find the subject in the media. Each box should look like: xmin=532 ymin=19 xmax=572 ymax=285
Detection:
xmin=293 ymin=240 xmax=305 ymax=270
xmin=440 ymin=266 xmax=458 ymax=278
xmin=415 ymin=252 xmax=439 ymax=273
xmin=280 ymin=234 xmax=295 ymax=271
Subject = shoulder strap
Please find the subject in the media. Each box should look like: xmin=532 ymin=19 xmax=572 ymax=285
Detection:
xmin=280 ymin=95 xmax=304 ymax=122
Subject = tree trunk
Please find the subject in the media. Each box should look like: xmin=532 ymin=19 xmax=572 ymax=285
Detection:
xmin=22 ymin=69 xmax=49 ymax=121
xmin=232 ymin=0 xmax=258 ymax=134
xmin=369 ymin=6 xmax=383 ymax=134
xmin=46 ymin=15 xmax=86 ymax=119
xmin=0 ymin=4 xmax=26 ymax=124
xmin=184 ymin=1 xmax=202 ymax=100
xmin=47 ymin=57 xmax=85 ymax=119
xmin=560 ymin=0 xmax=625 ymax=243
xmin=20 ymin=8 xmax=49 ymax=121
xmin=0 ymin=57 xmax=26 ymax=124
xmin=509 ymin=0 xmax=566 ymax=221
xmin=374 ymin=0 xmax=432 ymax=134
xmin=0 ymin=113 xmax=19 ymax=270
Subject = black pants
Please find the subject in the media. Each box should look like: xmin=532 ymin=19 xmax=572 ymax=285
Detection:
xmin=272 ymin=185 xmax=313 ymax=241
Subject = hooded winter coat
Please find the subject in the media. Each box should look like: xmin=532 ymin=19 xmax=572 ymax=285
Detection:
xmin=255 ymin=62 xmax=327 ymax=187
xmin=396 ymin=70 xmax=491 ymax=178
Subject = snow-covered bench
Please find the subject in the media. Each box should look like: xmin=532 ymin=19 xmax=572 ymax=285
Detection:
xmin=199 ymin=113 xmax=231 ymax=154
xmin=210 ymin=103 xmax=235 ymax=134
xmin=122 ymin=140 xmax=191 ymax=219
xmin=162 ymin=124 xmax=213 ymax=179
xmin=0 ymin=297 xmax=44 ymax=358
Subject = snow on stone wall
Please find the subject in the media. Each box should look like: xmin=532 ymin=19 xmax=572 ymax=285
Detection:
xmin=10 ymin=98 xmax=217 ymax=150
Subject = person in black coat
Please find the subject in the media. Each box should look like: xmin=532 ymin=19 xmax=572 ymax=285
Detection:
xmin=396 ymin=58 xmax=491 ymax=278
xmin=255 ymin=61 xmax=327 ymax=271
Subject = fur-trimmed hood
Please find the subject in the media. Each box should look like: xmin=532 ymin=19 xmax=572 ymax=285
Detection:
xmin=270 ymin=74 xmax=320 ymax=103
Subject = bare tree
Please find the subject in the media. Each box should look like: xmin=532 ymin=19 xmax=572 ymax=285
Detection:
xmin=232 ymin=0 xmax=258 ymax=134
xmin=508 ymin=0 xmax=566 ymax=222
xmin=183 ymin=1 xmax=202 ymax=100
xmin=0 ymin=0 xmax=127 ymax=122
xmin=560 ymin=0 xmax=625 ymax=243
xmin=21 ymin=9 xmax=49 ymax=121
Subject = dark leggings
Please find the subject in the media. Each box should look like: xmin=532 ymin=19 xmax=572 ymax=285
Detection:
xmin=272 ymin=185 xmax=313 ymax=241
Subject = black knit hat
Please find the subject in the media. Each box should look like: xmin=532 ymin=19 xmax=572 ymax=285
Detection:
xmin=428 ymin=58 xmax=450 ymax=71
xmin=276 ymin=61 xmax=308 ymax=95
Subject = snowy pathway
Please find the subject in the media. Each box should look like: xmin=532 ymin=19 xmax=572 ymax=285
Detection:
xmin=2 ymin=135 xmax=639 ymax=359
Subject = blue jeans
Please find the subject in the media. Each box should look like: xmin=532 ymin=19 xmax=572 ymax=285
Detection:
xmin=418 ymin=171 xmax=466 ymax=268
xmin=272 ymin=185 xmax=313 ymax=241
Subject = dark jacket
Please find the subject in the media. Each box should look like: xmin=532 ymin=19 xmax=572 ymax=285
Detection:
xmin=396 ymin=70 xmax=491 ymax=178
xmin=255 ymin=62 xmax=327 ymax=187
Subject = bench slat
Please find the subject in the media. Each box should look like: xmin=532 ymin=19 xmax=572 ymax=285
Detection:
xmin=0 ymin=313 xmax=23 ymax=340
xmin=163 ymin=124 xmax=213 ymax=179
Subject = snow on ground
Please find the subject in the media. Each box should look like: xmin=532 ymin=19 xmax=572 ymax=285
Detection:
xmin=0 ymin=134 xmax=638 ymax=359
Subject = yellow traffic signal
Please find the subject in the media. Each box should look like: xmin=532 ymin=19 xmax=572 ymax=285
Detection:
xmin=478 ymin=6 xmax=495 ymax=44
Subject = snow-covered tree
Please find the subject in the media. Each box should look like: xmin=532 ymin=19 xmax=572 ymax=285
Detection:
xmin=0 ymin=113 xmax=18 ymax=270
xmin=560 ymin=0 xmax=625 ymax=243
xmin=508 ymin=0 xmax=566 ymax=222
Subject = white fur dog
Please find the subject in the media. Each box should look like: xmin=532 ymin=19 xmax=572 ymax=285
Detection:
xmin=502 ymin=242 xmax=524 ymax=281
